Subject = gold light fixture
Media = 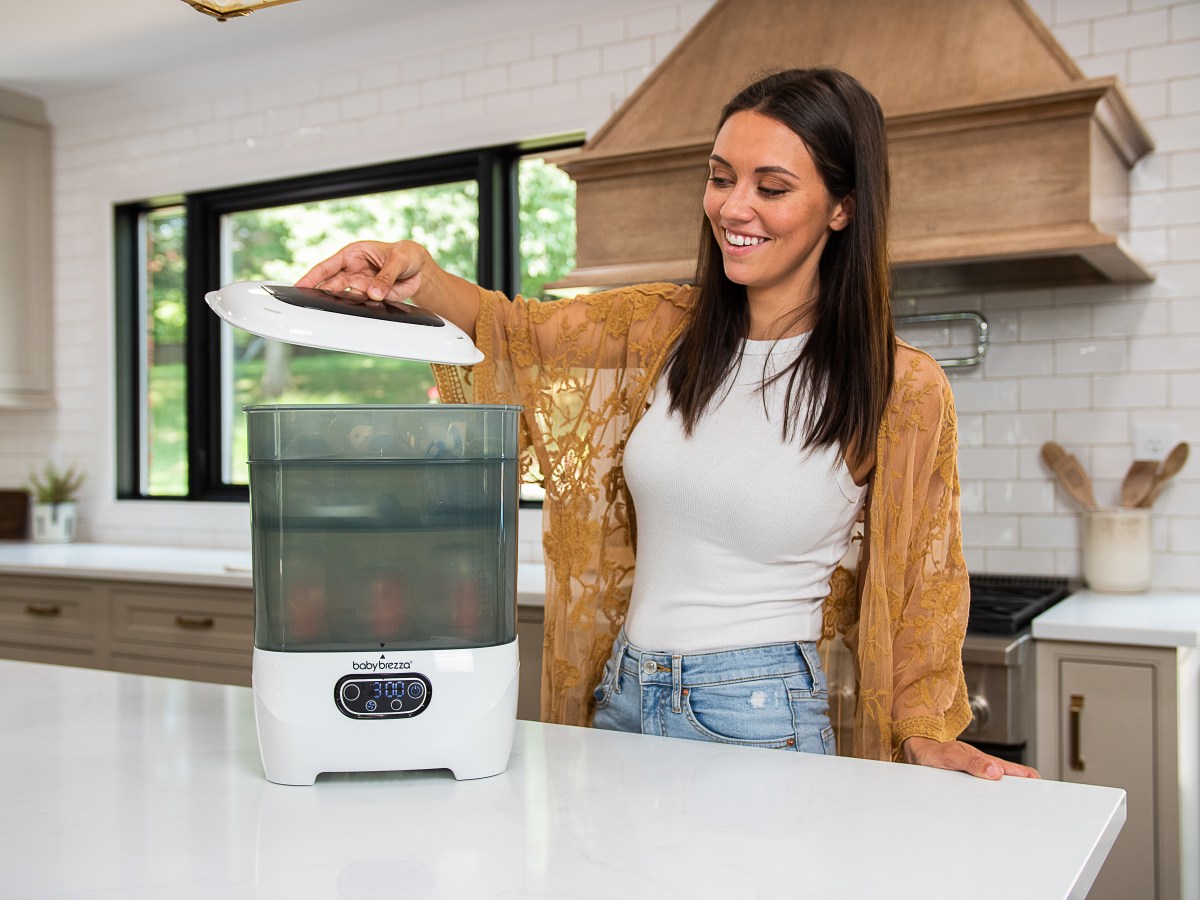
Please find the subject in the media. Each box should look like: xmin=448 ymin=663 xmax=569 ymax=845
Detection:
xmin=181 ymin=0 xmax=302 ymax=22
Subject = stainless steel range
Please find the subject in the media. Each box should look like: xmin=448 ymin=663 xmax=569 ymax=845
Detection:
xmin=959 ymin=575 xmax=1071 ymax=764
xmin=825 ymin=574 xmax=1072 ymax=765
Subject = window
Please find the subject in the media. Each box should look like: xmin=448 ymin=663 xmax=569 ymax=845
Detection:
xmin=116 ymin=143 xmax=577 ymax=501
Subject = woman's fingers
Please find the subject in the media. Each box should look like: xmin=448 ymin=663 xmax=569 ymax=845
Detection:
xmin=903 ymin=736 xmax=1041 ymax=780
xmin=369 ymin=242 xmax=422 ymax=302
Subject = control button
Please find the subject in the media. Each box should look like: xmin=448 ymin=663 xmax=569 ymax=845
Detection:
xmin=343 ymin=683 xmax=361 ymax=702
xmin=365 ymin=699 xmax=377 ymax=712
xmin=391 ymin=698 xmax=403 ymax=711
xmin=407 ymin=681 xmax=424 ymax=699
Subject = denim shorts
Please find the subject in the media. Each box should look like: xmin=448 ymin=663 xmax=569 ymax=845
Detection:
xmin=591 ymin=630 xmax=836 ymax=755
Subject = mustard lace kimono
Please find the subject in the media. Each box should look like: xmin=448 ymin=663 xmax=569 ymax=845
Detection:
xmin=433 ymin=283 xmax=971 ymax=762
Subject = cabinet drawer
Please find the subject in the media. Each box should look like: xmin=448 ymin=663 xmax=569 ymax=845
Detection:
xmin=109 ymin=585 xmax=252 ymax=652
xmin=0 ymin=576 xmax=99 ymax=645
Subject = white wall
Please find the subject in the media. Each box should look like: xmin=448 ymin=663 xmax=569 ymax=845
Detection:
xmin=0 ymin=0 xmax=1196 ymax=589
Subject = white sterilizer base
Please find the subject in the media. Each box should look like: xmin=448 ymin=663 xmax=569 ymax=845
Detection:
xmin=253 ymin=641 xmax=519 ymax=785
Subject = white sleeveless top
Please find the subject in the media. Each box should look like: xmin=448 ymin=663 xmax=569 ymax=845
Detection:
xmin=622 ymin=334 xmax=867 ymax=654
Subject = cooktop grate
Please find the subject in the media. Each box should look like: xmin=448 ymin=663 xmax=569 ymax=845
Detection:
xmin=967 ymin=574 xmax=1072 ymax=635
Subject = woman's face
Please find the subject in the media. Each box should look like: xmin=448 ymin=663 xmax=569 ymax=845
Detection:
xmin=703 ymin=110 xmax=852 ymax=314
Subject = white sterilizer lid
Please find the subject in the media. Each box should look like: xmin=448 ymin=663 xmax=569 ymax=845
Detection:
xmin=205 ymin=281 xmax=484 ymax=366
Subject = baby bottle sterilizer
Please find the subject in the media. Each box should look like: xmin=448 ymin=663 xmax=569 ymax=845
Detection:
xmin=206 ymin=282 xmax=521 ymax=785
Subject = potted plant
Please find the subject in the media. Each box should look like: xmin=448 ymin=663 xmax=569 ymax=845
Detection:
xmin=25 ymin=462 xmax=85 ymax=543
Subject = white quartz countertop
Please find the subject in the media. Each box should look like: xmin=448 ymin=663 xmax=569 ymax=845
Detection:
xmin=0 ymin=541 xmax=548 ymax=605
xmin=0 ymin=659 xmax=1123 ymax=900
xmin=1033 ymin=589 xmax=1200 ymax=648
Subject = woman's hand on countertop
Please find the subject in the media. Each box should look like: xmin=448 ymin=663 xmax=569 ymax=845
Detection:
xmin=901 ymin=736 xmax=1041 ymax=780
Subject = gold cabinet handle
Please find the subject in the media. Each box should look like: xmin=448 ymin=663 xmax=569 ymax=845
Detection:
xmin=1069 ymin=694 xmax=1086 ymax=772
xmin=174 ymin=615 xmax=215 ymax=630
xmin=25 ymin=604 xmax=62 ymax=618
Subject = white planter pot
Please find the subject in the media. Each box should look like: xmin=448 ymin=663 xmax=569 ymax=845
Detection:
xmin=31 ymin=502 xmax=77 ymax=543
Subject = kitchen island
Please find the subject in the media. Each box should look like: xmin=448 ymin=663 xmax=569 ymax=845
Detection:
xmin=1 ymin=659 xmax=1122 ymax=899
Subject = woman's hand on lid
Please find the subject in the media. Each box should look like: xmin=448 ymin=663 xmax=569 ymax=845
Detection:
xmin=296 ymin=240 xmax=427 ymax=305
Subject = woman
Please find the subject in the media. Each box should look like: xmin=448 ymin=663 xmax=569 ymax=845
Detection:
xmin=298 ymin=67 xmax=1036 ymax=780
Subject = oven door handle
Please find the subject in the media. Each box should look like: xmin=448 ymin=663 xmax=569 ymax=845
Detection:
xmin=1069 ymin=694 xmax=1086 ymax=772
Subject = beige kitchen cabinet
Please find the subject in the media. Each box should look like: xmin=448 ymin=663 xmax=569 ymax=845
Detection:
xmin=0 ymin=88 xmax=52 ymax=408
xmin=0 ymin=574 xmax=105 ymax=668
xmin=0 ymin=573 xmax=252 ymax=685
xmin=1036 ymin=641 xmax=1194 ymax=900
xmin=516 ymin=604 xmax=544 ymax=721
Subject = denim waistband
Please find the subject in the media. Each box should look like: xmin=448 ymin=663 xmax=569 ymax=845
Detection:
xmin=614 ymin=628 xmax=822 ymax=687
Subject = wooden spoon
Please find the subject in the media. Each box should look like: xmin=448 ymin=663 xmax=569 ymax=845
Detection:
xmin=1119 ymin=459 xmax=1159 ymax=508
xmin=1040 ymin=441 xmax=1097 ymax=509
xmin=1139 ymin=442 xmax=1189 ymax=507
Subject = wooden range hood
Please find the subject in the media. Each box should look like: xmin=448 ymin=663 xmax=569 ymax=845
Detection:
xmin=550 ymin=0 xmax=1154 ymax=295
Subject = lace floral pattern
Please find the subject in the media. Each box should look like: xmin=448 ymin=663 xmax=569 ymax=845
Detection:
xmin=433 ymin=283 xmax=970 ymax=760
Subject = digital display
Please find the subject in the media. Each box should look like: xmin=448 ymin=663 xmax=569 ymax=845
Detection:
xmin=262 ymin=284 xmax=445 ymax=327
xmin=334 ymin=673 xmax=432 ymax=719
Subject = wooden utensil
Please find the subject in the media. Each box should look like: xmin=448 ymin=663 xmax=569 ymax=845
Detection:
xmin=1119 ymin=459 xmax=1159 ymax=508
xmin=1139 ymin=442 xmax=1189 ymax=507
xmin=1040 ymin=441 xmax=1097 ymax=509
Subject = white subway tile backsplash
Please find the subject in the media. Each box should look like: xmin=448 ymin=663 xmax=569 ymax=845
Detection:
xmin=1169 ymin=371 xmax=1200 ymax=404
xmin=556 ymin=48 xmax=603 ymax=81
xmin=1021 ymin=306 xmax=1092 ymax=340
xmin=985 ymin=548 xmax=1057 ymax=575
xmin=602 ymin=37 xmax=655 ymax=72
xmin=1175 ymin=2 xmax=1200 ymax=39
xmin=1131 ymin=37 xmax=1200 ymax=81
xmin=1168 ymin=223 xmax=1200 ymax=258
xmin=1093 ymin=372 xmax=1170 ymax=408
xmin=1056 ymin=0 xmax=1128 ymax=23
xmin=951 ymin=377 xmax=1019 ymax=412
xmin=627 ymin=6 xmax=678 ymax=38
xmin=963 ymin=515 xmax=1021 ymax=548
xmin=1056 ymin=409 xmax=1132 ymax=444
xmin=1076 ymin=50 xmax=1128 ymax=80
xmin=1144 ymin=112 xmax=1200 ymax=154
xmin=1051 ymin=22 xmax=1091 ymax=57
xmin=1171 ymin=149 xmax=1200 ymax=187
xmin=1018 ymin=376 xmax=1091 ymax=410
xmin=985 ymin=412 xmax=1055 ymax=447
xmin=1054 ymin=339 xmax=1128 ymax=374
xmin=580 ymin=16 xmax=626 ymax=47
xmin=986 ymin=480 xmax=1058 ymax=515
xmin=1095 ymin=9 xmax=1170 ymax=51
xmin=1126 ymin=81 xmax=1171 ymax=120
xmin=510 ymin=58 xmax=556 ymax=91
xmin=485 ymin=35 xmax=533 ymax=67
xmin=958 ymin=448 xmax=1020 ymax=481
xmin=982 ymin=343 xmax=1055 ymax=377
xmin=1093 ymin=299 xmax=1169 ymax=336
xmin=534 ymin=25 xmax=581 ymax=58
xmin=1022 ymin=515 xmax=1083 ymax=550
xmin=419 ymin=75 xmax=464 ymax=106
xmin=1129 ymin=334 xmax=1200 ymax=371
xmin=1170 ymin=517 xmax=1200 ymax=553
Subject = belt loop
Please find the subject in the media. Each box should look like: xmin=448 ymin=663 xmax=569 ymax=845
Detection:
xmin=613 ymin=633 xmax=630 ymax=695
xmin=671 ymin=655 xmax=683 ymax=713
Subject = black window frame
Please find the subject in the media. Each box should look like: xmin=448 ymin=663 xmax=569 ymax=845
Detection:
xmin=115 ymin=141 xmax=574 ymax=503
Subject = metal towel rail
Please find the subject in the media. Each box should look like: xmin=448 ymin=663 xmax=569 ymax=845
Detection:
xmin=894 ymin=311 xmax=989 ymax=368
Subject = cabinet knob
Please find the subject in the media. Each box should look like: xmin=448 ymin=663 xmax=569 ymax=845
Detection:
xmin=174 ymin=615 xmax=215 ymax=630
xmin=24 ymin=604 xmax=61 ymax=618
xmin=1069 ymin=694 xmax=1086 ymax=772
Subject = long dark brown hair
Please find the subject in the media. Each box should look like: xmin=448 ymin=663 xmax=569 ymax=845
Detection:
xmin=665 ymin=67 xmax=894 ymax=471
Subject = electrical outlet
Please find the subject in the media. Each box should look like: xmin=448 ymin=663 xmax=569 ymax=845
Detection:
xmin=1133 ymin=423 xmax=1178 ymax=461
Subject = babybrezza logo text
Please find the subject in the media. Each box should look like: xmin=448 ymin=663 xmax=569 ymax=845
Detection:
xmin=352 ymin=659 xmax=412 ymax=671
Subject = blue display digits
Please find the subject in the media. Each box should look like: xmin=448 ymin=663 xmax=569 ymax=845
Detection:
xmin=335 ymin=673 xmax=432 ymax=719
